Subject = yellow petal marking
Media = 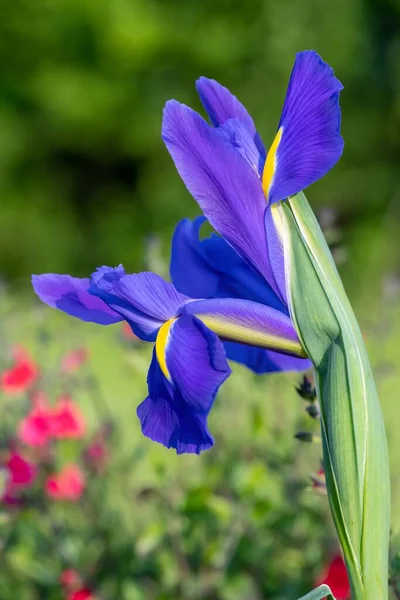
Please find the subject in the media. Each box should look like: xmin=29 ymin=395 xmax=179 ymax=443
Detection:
xmin=155 ymin=318 xmax=176 ymax=380
xmin=262 ymin=127 xmax=283 ymax=200
xmin=196 ymin=315 xmax=307 ymax=358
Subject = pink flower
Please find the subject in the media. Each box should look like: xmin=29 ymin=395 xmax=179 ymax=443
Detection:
xmin=18 ymin=396 xmax=86 ymax=446
xmin=18 ymin=396 xmax=54 ymax=447
xmin=51 ymin=397 xmax=86 ymax=439
xmin=46 ymin=464 xmax=85 ymax=501
xmin=316 ymin=555 xmax=350 ymax=600
xmin=67 ymin=589 xmax=93 ymax=600
xmin=62 ymin=348 xmax=89 ymax=373
xmin=86 ymin=441 xmax=107 ymax=462
xmin=1 ymin=347 xmax=39 ymax=395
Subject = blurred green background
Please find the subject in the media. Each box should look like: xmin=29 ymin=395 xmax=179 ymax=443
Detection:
xmin=0 ymin=0 xmax=399 ymax=282
xmin=0 ymin=0 xmax=399 ymax=598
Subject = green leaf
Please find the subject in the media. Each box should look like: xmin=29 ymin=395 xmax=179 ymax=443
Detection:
xmin=296 ymin=584 xmax=336 ymax=600
xmin=278 ymin=193 xmax=390 ymax=600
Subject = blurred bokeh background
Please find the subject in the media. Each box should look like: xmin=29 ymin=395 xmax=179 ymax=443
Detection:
xmin=1 ymin=0 xmax=399 ymax=283
xmin=0 ymin=0 xmax=399 ymax=599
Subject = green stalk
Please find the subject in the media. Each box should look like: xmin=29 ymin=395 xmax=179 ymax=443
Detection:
xmin=277 ymin=192 xmax=390 ymax=600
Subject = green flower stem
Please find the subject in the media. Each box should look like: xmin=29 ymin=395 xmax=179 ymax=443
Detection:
xmin=278 ymin=193 xmax=390 ymax=600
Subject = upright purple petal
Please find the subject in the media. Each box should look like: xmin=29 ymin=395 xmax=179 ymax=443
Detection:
xmin=217 ymin=119 xmax=265 ymax=176
xmin=137 ymin=314 xmax=231 ymax=454
xmin=32 ymin=274 xmax=122 ymax=325
xmin=162 ymin=100 xmax=283 ymax=301
xmin=263 ymin=50 xmax=344 ymax=203
xmin=89 ymin=267 xmax=190 ymax=340
xmin=196 ymin=77 xmax=258 ymax=134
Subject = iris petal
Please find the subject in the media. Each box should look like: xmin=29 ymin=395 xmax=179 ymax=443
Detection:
xmin=196 ymin=77 xmax=261 ymax=139
xmin=224 ymin=342 xmax=311 ymax=374
xmin=162 ymin=100 xmax=282 ymax=299
xmin=264 ymin=204 xmax=287 ymax=305
xmin=264 ymin=50 xmax=344 ymax=203
xmin=171 ymin=217 xmax=221 ymax=300
xmin=217 ymin=118 xmax=265 ymax=175
xmin=32 ymin=274 xmax=122 ymax=325
xmin=89 ymin=267 xmax=191 ymax=341
xmin=137 ymin=314 xmax=231 ymax=454
xmin=184 ymin=298 xmax=306 ymax=358
xmin=171 ymin=217 xmax=286 ymax=311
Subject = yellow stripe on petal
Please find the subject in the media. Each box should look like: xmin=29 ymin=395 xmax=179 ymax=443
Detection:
xmin=262 ymin=127 xmax=283 ymax=200
xmin=155 ymin=318 xmax=176 ymax=380
xmin=196 ymin=315 xmax=307 ymax=358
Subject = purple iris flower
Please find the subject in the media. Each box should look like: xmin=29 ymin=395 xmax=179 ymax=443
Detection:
xmin=166 ymin=49 xmax=343 ymax=374
xmin=32 ymin=50 xmax=343 ymax=455
xmin=32 ymin=267 xmax=305 ymax=454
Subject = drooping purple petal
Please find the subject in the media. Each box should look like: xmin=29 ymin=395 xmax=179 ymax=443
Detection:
xmin=184 ymin=297 xmax=305 ymax=358
xmin=32 ymin=274 xmax=122 ymax=325
xmin=264 ymin=50 xmax=344 ymax=203
xmin=89 ymin=267 xmax=190 ymax=341
xmin=223 ymin=342 xmax=311 ymax=374
xmin=137 ymin=314 xmax=231 ymax=454
xmin=91 ymin=264 xmax=126 ymax=290
xmin=171 ymin=217 xmax=286 ymax=312
xmin=162 ymin=100 xmax=283 ymax=300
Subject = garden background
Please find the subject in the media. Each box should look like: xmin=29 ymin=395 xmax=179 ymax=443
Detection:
xmin=0 ymin=0 xmax=399 ymax=598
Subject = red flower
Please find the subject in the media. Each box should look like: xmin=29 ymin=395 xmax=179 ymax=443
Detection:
xmin=1 ymin=450 xmax=37 ymax=503
xmin=60 ymin=569 xmax=81 ymax=588
xmin=7 ymin=451 xmax=37 ymax=488
xmin=51 ymin=397 xmax=86 ymax=439
xmin=46 ymin=464 xmax=86 ymax=501
xmin=62 ymin=348 xmax=89 ymax=373
xmin=84 ymin=435 xmax=109 ymax=472
xmin=316 ymin=555 xmax=350 ymax=600
xmin=67 ymin=589 xmax=93 ymax=600
xmin=18 ymin=396 xmax=53 ymax=447
xmin=310 ymin=468 xmax=327 ymax=494
xmin=1 ymin=347 xmax=39 ymax=395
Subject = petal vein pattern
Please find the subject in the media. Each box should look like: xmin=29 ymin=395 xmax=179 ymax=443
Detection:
xmin=264 ymin=50 xmax=344 ymax=203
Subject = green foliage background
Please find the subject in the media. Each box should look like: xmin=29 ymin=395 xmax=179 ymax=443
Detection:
xmin=0 ymin=0 xmax=398 ymax=282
